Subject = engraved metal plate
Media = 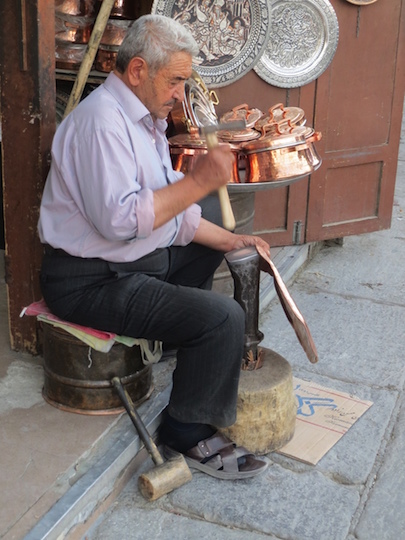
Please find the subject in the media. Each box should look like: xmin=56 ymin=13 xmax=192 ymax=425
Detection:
xmin=151 ymin=0 xmax=271 ymax=88
xmin=254 ymin=0 xmax=339 ymax=88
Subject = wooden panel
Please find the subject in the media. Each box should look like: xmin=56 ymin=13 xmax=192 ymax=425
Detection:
xmin=252 ymin=176 xmax=310 ymax=246
xmin=323 ymin=161 xmax=382 ymax=225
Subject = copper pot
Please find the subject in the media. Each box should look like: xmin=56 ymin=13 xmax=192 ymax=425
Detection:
xmin=95 ymin=45 xmax=119 ymax=72
xmin=55 ymin=41 xmax=88 ymax=70
xmin=100 ymin=19 xmax=132 ymax=46
xmin=55 ymin=14 xmax=94 ymax=44
xmin=241 ymin=131 xmax=317 ymax=183
xmin=168 ymin=134 xmax=241 ymax=184
xmin=96 ymin=0 xmax=149 ymax=19
xmin=288 ymin=126 xmax=322 ymax=169
xmin=55 ymin=0 xmax=96 ymax=17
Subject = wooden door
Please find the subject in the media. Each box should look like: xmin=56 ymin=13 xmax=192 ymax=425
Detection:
xmin=306 ymin=0 xmax=405 ymax=242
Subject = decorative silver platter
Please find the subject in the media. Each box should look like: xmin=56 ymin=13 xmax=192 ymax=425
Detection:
xmin=151 ymin=0 xmax=271 ymax=88
xmin=254 ymin=0 xmax=339 ymax=88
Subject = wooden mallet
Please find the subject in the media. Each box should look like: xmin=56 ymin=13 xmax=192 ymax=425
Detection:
xmin=199 ymin=119 xmax=246 ymax=231
xmin=111 ymin=377 xmax=192 ymax=501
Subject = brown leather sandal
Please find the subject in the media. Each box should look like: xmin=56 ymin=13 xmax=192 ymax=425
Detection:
xmin=164 ymin=432 xmax=269 ymax=480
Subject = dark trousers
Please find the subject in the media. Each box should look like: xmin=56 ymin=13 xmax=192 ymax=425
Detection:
xmin=40 ymin=195 xmax=245 ymax=427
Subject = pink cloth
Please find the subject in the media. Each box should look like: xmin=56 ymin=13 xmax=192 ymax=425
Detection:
xmin=22 ymin=298 xmax=116 ymax=341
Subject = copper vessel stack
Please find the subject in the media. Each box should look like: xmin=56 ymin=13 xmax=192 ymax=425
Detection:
xmin=55 ymin=1 xmax=151 ymax=73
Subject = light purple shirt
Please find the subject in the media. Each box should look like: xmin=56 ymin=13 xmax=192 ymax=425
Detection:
xmin=38 ymin=72 xmax=201 ymax=262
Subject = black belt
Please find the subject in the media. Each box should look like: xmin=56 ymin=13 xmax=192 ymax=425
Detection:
xmin=43 ymin=244 xmax=72 ymax=257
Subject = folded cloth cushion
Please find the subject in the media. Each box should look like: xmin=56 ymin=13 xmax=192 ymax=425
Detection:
xmin=20 ymin=298 xmax=162 ymax=363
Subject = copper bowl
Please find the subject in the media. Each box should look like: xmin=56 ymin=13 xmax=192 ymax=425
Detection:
xmin=55 ymin=0 xmax=96 ymax=17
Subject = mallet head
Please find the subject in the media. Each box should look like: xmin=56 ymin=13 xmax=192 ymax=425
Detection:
xmin=199 ymin=119 xmax=246 ymax=138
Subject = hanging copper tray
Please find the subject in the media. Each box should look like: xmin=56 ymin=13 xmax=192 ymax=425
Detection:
xmin=151 ymin=0 xmax=271 ymax=88
xmin=254 ymin=0 xmax=339 ymax=88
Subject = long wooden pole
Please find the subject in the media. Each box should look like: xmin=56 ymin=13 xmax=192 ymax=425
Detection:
xmin=63 ymin=0 xmax=116 ymax=118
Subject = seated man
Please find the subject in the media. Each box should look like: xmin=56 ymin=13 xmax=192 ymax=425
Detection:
xmin=38 ymin=14 xmax=270 ymax=479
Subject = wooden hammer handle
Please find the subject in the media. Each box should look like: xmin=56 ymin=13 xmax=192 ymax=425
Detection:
xmin=204 ymin=131 xmax=236 ymax=231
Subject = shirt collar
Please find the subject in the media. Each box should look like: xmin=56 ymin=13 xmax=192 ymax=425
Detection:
xmin=103 ymin=72 xmax=168 ymax=133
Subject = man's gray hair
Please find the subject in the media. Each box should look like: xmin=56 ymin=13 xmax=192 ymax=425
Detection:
xmin=116 ymin=14 xmax=199 ymax=75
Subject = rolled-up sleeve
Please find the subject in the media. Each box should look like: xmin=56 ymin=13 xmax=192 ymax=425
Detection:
xmin=173 ymin=203 xmax=201 ymax=246
xmin=133 ymin=187 xmax=155 ymax=239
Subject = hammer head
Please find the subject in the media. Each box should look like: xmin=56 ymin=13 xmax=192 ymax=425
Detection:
xmin=199 ymin=119 xmax=246 ymax=137
xmin=138 ymin=453 xmax=192 ymax=501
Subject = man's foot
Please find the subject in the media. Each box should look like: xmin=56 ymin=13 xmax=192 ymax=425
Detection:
xmin=164 ymin=432 xmax=269 ymax=480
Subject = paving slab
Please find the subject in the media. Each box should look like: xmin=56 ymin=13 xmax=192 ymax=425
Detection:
xmin=260 ymin=288 xmax=405 ymax=389
xmin=354 ymin=390 xmax=405 ymax=540
xmin=90 ymin=458 xmax=359 ymax=540
xmin=87 ymin=505 xmax=276 ymax=540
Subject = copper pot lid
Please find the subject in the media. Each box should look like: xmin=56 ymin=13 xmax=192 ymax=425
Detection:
xmin=218 ymin=128 xmax=261 ymax=143
xmin=220 ymin=104 xmax=264 ymax=129
xmin=168 ymin=133 xmax=207 ymax=149
xmin=255 ymin=103 xmax=306 ymax=131
xmin=241 ymin=130 xmax=307 ymax=153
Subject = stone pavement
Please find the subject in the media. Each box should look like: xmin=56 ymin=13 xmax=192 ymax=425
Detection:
xmin=80 ymin=110 xmax=405 ymax=540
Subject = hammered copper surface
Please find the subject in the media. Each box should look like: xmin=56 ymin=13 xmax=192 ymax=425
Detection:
xmin=97 ymin=0 xmax=149 ymax=19
xmin=95 ymin=45 xmax=119 ymax=72
xmin=169 ymin=136 xmax=241 ymax=184
xmin=55 ymin=14 xmax=94 ymax=44
xmin=55 ymin=0 xmax=96 ymax=17
xmin=55 ymin=41 xmax=87 ymax=70
xmin=257 ymin=245 xmax=318 ymax=364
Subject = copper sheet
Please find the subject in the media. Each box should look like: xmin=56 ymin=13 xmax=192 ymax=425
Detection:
xmin=257 ymin=245 xmax=318 ymax=364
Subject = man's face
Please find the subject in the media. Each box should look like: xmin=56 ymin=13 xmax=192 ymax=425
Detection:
xmin=139 ymin=52 xmax=193 ymax=120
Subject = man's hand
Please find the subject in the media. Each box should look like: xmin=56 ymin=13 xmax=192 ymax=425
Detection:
xmin=189 ymin=145 xmax=235 ymax=191
xmin=227 ymin=233 xmax=271 ymax=258
xmin=193 ymin=219 xmax=271 ymax=258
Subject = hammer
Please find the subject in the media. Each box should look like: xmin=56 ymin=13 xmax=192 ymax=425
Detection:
xmin=199 ymin=119 xmax=246 ymax=231
xmin=111 ymin=377 xmax=192 ymax=501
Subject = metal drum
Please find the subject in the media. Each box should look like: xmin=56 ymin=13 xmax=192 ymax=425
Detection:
xmin=42 ymin=324 xmax=153 ymax=415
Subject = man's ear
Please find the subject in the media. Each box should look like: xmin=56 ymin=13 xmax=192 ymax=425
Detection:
xmin=127 ymin=57 xmax=146 ymax=86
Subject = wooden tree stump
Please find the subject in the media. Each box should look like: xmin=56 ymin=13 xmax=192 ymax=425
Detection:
xmin=221 ymin=348 xmax=296 ymax=455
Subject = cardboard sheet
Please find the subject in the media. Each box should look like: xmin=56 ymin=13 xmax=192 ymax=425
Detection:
xmin=277 ymin=378 xmax=373 ymax=465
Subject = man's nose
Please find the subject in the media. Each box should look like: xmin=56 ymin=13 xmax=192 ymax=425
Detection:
xmin=173 ymin=83 xmax=185 ymax=102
